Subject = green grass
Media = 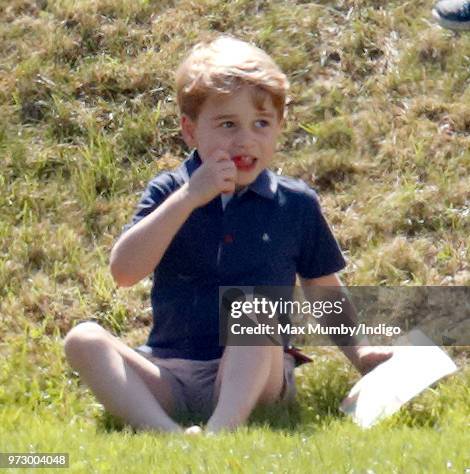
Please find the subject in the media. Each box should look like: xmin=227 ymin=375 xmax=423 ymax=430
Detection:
xmin=2 ymin=336 xmax=470 ymax=473
xmin=1 ymin=0 xmax=469 ymax=472
xmin=2 ymin=407 xmax=470 ymax=473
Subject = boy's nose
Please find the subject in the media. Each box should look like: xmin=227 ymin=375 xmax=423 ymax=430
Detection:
xmin=232 ymin=128 xmax=256 ymax=149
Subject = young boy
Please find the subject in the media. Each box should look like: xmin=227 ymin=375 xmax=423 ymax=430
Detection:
xmin=64 ymin=35 xmax=391 ymax=434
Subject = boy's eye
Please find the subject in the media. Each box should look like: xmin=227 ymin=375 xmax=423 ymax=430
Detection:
xmin=221 ymin=121 xmax=235 ymax=128
xmin=255 ymin=119 xmax=270 ymax=128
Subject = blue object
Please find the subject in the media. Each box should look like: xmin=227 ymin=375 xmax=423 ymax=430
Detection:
xmin=433 ymin=0 xmax=470 ymax=30
xmin=121 ymin=149 xmax=347 ymax=360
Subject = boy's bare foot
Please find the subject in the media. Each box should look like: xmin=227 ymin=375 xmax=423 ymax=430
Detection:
xmin=184 ymin=425 xmax=203 ymax=435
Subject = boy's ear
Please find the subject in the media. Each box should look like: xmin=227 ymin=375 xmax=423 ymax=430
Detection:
xmin=180 ymin=114 xmax=197 ymax=149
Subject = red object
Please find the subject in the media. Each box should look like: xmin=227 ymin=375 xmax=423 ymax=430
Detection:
xmin=223 ymin=234 xmax=234 ymax=244
xmin=232 ymin=155 xmax=257 ymax=172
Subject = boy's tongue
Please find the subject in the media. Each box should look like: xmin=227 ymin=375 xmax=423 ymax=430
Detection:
xmin=232 ymin=155 xmax=256 ymax=171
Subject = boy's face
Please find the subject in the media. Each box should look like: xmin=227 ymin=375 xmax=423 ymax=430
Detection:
xmin=181 ymin=84 xmax=284 ymax=188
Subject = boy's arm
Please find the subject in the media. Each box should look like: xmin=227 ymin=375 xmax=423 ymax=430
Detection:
xmin=110 ymin=183 xmax=197 ymax=287
xmin=299 ymin=273 xmax=393 ymax=375
xmin=110 ymin=151 xmax=236 ymax=287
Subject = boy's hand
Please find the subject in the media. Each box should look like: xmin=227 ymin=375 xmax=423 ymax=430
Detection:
xmin=343 ymin=345 xmax=393 ymax=376
xmin=186 ymin=150 xmax=237 ymax=208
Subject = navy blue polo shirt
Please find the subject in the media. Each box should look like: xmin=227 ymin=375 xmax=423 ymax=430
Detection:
xmin=121 ymin=149 xmax=346 ymax=360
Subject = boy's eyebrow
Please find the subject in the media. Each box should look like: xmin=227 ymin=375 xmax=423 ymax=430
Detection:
xmin=211 ymin=114 xmax=238 ymax=121
xmin=256 ymin=111 xmax=276 ymax=118
xmin=211 ymin=111 xmax=276 ymax=121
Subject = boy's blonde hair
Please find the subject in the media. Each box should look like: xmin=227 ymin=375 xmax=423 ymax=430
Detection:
xmin=175 ymin=35 xmax=290 ymax=122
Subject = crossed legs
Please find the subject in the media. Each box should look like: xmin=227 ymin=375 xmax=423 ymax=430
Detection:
xmin=64 ymin=322 xmax=286 ymax=433
xmin=64 ymin=322 xmax=182 ymax=432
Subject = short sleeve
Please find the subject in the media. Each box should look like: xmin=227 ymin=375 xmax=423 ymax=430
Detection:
xmin=296 ymin=187 xmax=347 ymax=279
xmin=120 ymin=172 xmax=178 ymax=235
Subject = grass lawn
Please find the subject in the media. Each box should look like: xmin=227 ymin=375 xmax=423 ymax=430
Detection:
xmin=2 ymin=342 xmax=470 ymax=473
xmin=1 ymin=408 xmax=469 ymax=473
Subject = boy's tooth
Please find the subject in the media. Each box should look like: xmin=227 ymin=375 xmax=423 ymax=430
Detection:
xmin=232 ymin=155 xmax=255 ymax=167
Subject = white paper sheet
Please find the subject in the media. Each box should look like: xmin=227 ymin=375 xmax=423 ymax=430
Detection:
xmin=340 ymin=329 xmax=458 ymax=428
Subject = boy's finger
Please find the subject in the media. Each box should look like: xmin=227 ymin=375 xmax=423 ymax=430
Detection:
xmin=218 ymin=166 xmax=237 ymax=177
xmin=212 ymin=150 xmax=231 ymax=162
xmin=219 ymin=169 xmax=237 ymax=181
xmin=220 ymin=173 xmax=235 ymax=184
xmin=221 ymin=181 xmax=236 ymax=193
xmin=217 ymin=159 xmax=236 ymax=169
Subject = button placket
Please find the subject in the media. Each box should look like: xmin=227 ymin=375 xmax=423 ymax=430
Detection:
xmin=217 ymin=194 xmax=238 ymax=269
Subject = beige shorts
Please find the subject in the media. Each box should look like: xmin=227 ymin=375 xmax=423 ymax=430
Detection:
xmin=134 ymin=346 xmax=297 ymax=420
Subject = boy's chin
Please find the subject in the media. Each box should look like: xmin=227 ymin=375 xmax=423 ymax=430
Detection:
xmin=235 ymin=171 xmax=261 ymax=189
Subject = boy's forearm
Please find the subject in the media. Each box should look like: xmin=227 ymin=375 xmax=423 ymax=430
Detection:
xmin=300 ymin=275 xmax=362 ymax=359
xmin=110 ymin=183 xmax=197 ymax=287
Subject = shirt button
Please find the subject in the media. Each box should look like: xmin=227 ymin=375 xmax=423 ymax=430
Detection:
xmin=223 ymin=234 xmax=234 ymax=244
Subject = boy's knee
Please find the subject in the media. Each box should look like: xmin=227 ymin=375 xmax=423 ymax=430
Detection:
xmin=223 ymin=345 xmax=282 ymax=365
xmin=231 ymin=345 xmax=281 ymax=356
xmin=63 ymin=321 xmax=108 ymax=362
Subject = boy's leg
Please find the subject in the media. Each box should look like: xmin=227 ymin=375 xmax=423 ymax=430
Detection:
xmin=206 ymin=345 xmax=284 ymax=433
xmin=63 ymin=321 xmax=182 ymax=433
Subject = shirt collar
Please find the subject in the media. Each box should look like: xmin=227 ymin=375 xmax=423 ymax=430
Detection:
xmin=181 ymin=148 xmax=203 ymax=180
xmin=182 ymin=149 xmax=278 ymax=200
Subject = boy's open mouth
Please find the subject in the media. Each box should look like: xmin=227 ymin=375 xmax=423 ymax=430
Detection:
xmin=231 ymin=155 xmax=258 ymax=172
